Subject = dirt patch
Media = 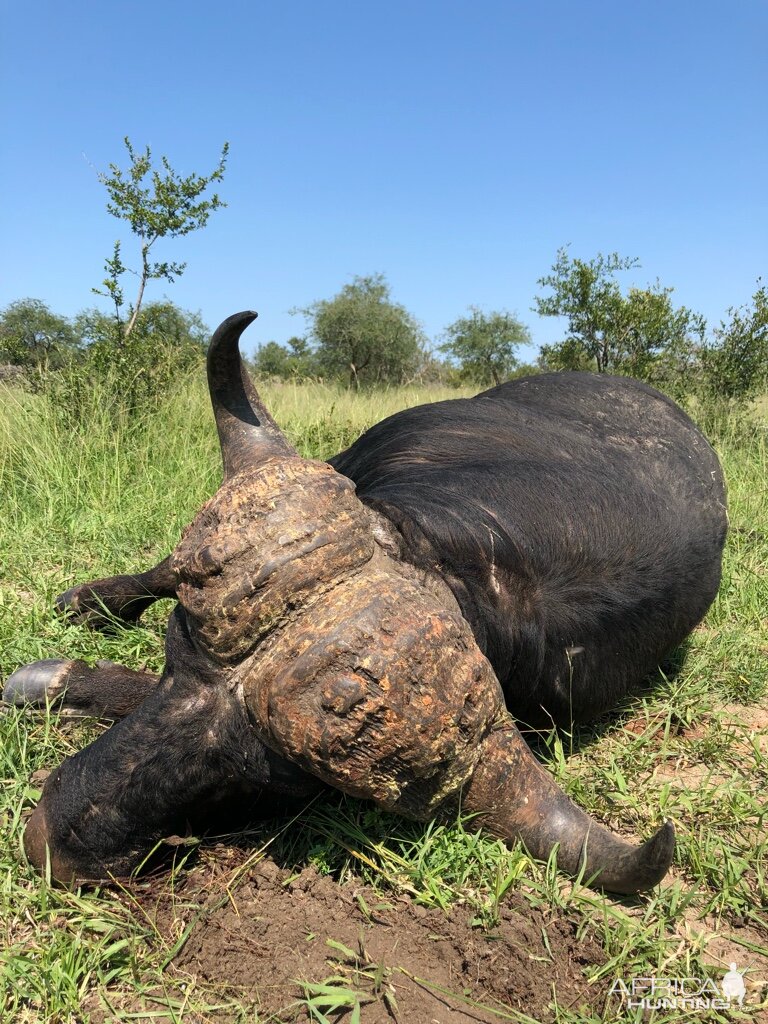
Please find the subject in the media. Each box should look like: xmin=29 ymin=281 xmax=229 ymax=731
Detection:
xmin=719 ymin=703 xmax=768 ymax=752
xmin=677 ymin=915 xmax=768 ymax=1008
xmin=114 ymin=852 xmax=606 ymax=1023
xmin=623 ymin=698 xmax=768 ymax=781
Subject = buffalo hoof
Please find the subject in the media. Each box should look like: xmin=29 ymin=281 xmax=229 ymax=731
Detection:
xmin=3 ymin=659 xmax=72 ymax=708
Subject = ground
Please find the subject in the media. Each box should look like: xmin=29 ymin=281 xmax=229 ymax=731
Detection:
xmin=1 ymin=377 xmax=766 ymax=1022
xmin=90 ymin=854 xmax=605 ymax=1023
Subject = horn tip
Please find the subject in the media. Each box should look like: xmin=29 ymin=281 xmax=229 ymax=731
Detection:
xmin=208 ymin=310 xmax=259 ymax=356
xmin=226 ymin=309 xmax=259 ymax=329
xmin=606 ymin=819 xmax=676 ymax=895
xmin=644 ymin=818 xmax=676 ymax=872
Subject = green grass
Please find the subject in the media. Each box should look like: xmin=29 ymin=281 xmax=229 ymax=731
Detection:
xmin=1 ymin=375 xmax=766 ymax=1022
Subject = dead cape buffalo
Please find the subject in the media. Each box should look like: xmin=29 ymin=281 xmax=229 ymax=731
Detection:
xmin=5 ymin=311 xmax=727 ymax=894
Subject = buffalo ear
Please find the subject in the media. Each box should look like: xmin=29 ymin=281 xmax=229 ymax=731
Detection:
xmin=208 ymin=311 xmax=297 ymax=480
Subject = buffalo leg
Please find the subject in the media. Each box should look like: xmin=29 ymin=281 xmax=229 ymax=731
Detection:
xmin=55 ymin=555 xmax=178 ymax=629
xmin=21 ymin=608 xmax=320 ymax=884
xmin=3 ymin=659 xmax=160 ymax=720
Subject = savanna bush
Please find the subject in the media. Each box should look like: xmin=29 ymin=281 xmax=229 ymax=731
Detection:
xmin=41 ymin=337 xmax=205 ymax=426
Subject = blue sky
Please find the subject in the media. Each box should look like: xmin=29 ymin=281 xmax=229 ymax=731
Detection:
xmin=2 ymin=1 xmax=766 ymax=360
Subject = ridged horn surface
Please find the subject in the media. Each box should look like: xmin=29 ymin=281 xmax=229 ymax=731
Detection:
xmin=233 ymin=532 xmax=673 ymax=893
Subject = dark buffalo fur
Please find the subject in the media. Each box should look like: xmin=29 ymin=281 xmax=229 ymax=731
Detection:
xmin=331 ymin=373 xmax=727 ymax=727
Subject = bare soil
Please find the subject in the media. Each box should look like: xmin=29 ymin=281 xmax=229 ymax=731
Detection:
xmin=106 ymin=849 xmax=608 ymax=1023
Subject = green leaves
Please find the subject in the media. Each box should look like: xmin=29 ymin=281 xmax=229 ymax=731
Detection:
xmin=701 ymin=283 xmax=768 ymax=401
xmin=253 ymin=336 xmax=318 ymax=379
xmin=534 ymin=246 xmax=705 ymax=388
xmin=440 ymin=306 xmax=530 ymax=385
xmin=99 ymin=137 xmax=228 ymax=243
xmin=534 ymin=248 xmax=768 ymax=407
xmin=0 ymin=299 xmax=80 ymax=369
xmin=297 ymin=273 xmax=426 ymax=388
xmin=94 ymin=137 xmax=229 ymax=339
xmin=92 ymin=240 xmax=127 ymax=322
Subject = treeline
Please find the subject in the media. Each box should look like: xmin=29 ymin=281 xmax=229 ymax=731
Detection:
xmin=2 ymin=253 xmax=766 ymax=410
xmin=0 ymin=299 xmax=207 ymax=370
xmin=251 ymin=273 xmax=536 ymax=389
xmin=533 ymin=250 xmax=767 ymax=405
xmin=4 ymin=133 xmax=763 ymax=412
xmin=250 ymin=256 xmax=767 ymax=404
xmin=0 ymin=299 xmax=208 ymax=412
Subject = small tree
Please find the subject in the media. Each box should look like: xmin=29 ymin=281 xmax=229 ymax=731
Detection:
xmin=253 ymin=336 xmax=317 ymax=379
xmin=534 ymin=248 xmax=705 ymax=383
xmin=535 ymin=249 xmax=637 ymax=372
xmin=253 ymin=341 xmax=291 ymax=378
xmin=700 ymin=284 xmax=768 ymax=401
xmin=536 ymin=336 xmax=594 ymax=372
xmin=0 ymin=299 xmax=79 ymax=368
xmin=94 ymin=137 xmax=228 ymax=340
xmin=298 ymin=274 xmax=425 ymax=388
xmin=440 ymin=307 xmax=529 ymax=385
xmin=615 ymin=286 xmax=706 ymax=397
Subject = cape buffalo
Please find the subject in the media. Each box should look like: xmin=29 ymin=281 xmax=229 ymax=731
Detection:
xmin=5 ymin=311 xmax=728 ymax=894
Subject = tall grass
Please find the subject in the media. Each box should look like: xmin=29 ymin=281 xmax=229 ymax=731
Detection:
xmin=0 ymin=376 xmax=766 ymax=1022
xmin=0 ymin=373 xmax=476 ymax=581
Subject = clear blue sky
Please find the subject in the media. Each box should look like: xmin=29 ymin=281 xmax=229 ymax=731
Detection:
xmin=2 ymin=0 xmax=766 ymax=360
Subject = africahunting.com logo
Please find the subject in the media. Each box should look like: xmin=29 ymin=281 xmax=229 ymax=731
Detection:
xmin=609 ymin=964 xmax=753 ymax=1011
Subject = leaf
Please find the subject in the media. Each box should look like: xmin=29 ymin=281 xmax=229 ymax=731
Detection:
xmin=326 ymin=938 xmax=358 ymax=961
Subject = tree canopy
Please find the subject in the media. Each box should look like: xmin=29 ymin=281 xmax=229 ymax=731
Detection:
xmin=700 ymin=284 xmax=768 ymax=401
xmin=297 ymin=274 xmax=425 ymax=387
xmin=534 ymin=248 xmax=705 ymax=386
xmin=440 ymin=307 xmax=529 ymax=385
xmin=75 ymin=301 xmax=208 ymax=350
xmin=0 ymin=299 xmax=80 ymax=368
xmin=252 ymin=336 xmax=317 ymax=379
xmin=95 ymin=137 xmax=228 ymax=340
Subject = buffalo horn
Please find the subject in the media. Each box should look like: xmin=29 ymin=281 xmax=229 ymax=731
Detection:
xmin=208 ymin=311 xmax=297 ymax=480
xmin=461 ymin=719 xmax=675 ymax=893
